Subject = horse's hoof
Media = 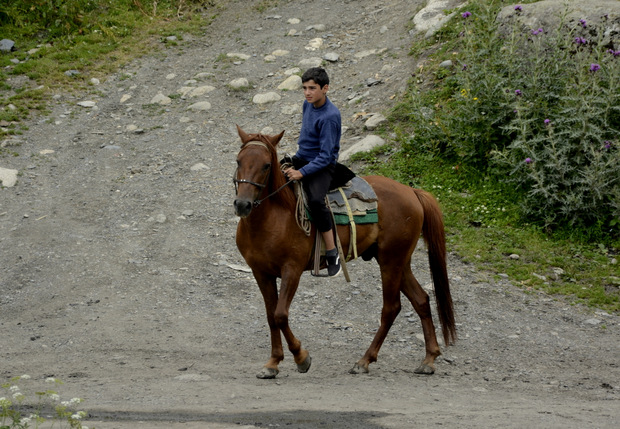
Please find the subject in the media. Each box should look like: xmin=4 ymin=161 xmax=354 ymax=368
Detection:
xmin=349 ymin=363 xmax=369 ymax=375
xmin=296 ymin=355 xmax=312 ymax=373
xmin=413 ymin=364 xmax=435 ymax=375
xmin=256 ymin=367 xmax=279 ymax=379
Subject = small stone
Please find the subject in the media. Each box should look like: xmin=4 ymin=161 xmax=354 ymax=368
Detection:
xmin=509 ymin=254 xmax=520 ymax=260
xmin=439 ymin=60 xmax=453 ymax=69
xmin=0 ymin=39 xmax=16 ymax=52
xmin=305 ymin=38 xmax=323 ymax=51
xmin=227 ymin=53 xmax=251 ymax=60
xmin=252 ymin=92 xmax=281 ymax=104
xmin=364 ymin=113 xmax=386 ymax=130
xmin=0 ymin=167 xmax=19 ymax=187
xmin=90 ymin=78 xmax=100 ymax=85
xmin=150 ymin=93 xmax=172 ymax=105
xmin=65 ymin=70 xmax=80 ymax=77
xmin=77 ymin=101 xmax=97 ymax=108
xmin=229 ymin=78 xmax=249 ymax=89
xmin=120 ymin=94 xmax=132 ymax=103
xmin=584 ymin=318 xmax=601 ymax=326
xmin=323 ymin=52 xmax=339 ymax=62
xmin=187 ymin=101 xmax=211 ymax=111
xmin=277 ymin=75 xmax=302 ymax=91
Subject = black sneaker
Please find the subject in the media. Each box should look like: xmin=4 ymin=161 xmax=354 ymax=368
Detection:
xmin=326 ymin=250 xmax=342 ymax=277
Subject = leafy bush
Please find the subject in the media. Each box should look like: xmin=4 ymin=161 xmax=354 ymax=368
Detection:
xmin=397 ymin=0 xmax=619 ymax=240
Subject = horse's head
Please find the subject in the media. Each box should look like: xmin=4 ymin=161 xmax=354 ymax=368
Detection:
xmin=233 ymin=125 xmax=286 ymax=217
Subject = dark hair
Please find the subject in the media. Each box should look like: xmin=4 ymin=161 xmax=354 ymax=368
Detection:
xmin=301 ymin=67 xmax=329 ymax=88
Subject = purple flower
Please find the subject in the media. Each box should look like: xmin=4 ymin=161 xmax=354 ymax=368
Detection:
xmin=462 ymin=64 xmax=468 ymax=71
xmin=579 ymin=19 xmax=587 ymax=28
xmin=515 ymin=89 xmax=522 ymax=96
xmin=590 ymin=63 xmax=601 ymax=72
xmin=515 ymin=5 xmax=523 ymax=12
xmin=544 ymin=119 xmax=551 ymax=125
xmin=607 ymin=49 xmax=620 ymax=57
xmin=525 ymin=158 xmax=532 ymax=164
xmin=574 ymin=37 xmax=588 ymax=45
xmin=462 ymin=11 xmax=472 ymax=18
xmin=604 ymin=141 xmax=612 ymax=149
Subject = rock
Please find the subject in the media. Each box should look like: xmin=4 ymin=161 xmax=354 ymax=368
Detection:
xmin=0 ymin=39 xmax=16 ymax=52
xmin=0 ymin=167 xmax=18 ymax=187
xmin=64 ymin=70 xmax=80 ymax=77
xmin=90 ymin=78 xmax=100 ymax=85
xmin=324 ymin=52 xmax=340 ymax=62
xmin=339 ymin=135 xmax=386 ymax=162
xmin=229 ymin=78 xmax=249 ymax=89
xmin=181 ymin=85 xmax=216 ymax=98
xmin=271 ymin=49 xmax=289 ymax=57
xmin=120 ymin=94 xmax=132 ymax=103
xmin=439 ymin=60 xmax=453 ymax=68
xmin=187 ymin=101 xmax=212 ymax=111
xmin=288 ymin=18 xmax=300 ymax=25
xmin=412 ymin=0 xmax=463 ymax=38
xmin=364 ymin=113 xmax=387 ymax=130
xmin=584 ymin=318 xmax=602 ymax=326
xmin=509 ymin=254 xmax=520 ymax=260
xmin=305 ymin=38 xmax=323 ymax=51
xmin=190 ymin=163 xmax=209 ymax=171
xmin=77 ymin=101 xmax=97 ymax=108
xmin=299 ymin=57 xmax=322 ymax=68
xmin=227 ymin=53 xmax=251 ymax=60
xmin=355 ymin=49 xmax=377 ymax=59
xmin=252 ymin=92 xmax=281 ymax=104
xmin=277 ymin=75 xmax=302 ymax=91
xmin=151 ymin=93 xmax=172 ymax=105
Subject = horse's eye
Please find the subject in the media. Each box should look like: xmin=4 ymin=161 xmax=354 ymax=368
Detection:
xmin=236 ymin=159 xmax=241 ymax=167
xmin=262 ymin=163 xmax=271 ymax=172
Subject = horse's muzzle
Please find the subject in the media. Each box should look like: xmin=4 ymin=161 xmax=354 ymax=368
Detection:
xmin=234 ymin=198 xmax=253 ymax=217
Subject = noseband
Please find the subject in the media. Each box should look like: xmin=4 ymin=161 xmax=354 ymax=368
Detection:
xmin=233 ymin=140 xmax=292 ymax=207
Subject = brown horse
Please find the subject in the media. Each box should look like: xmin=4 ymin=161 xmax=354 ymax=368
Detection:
xmin=233 ymin=125 xmax=456 ymax=379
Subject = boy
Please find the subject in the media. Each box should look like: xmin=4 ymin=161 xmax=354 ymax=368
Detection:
xmin=284 ymin=67 xmax=342 ymax=276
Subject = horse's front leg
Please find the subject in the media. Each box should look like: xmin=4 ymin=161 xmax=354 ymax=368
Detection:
xmin=254 ymin=271 xmax=285 ymax=379
xmin=275 ymin=267 xmax=312 ymax=374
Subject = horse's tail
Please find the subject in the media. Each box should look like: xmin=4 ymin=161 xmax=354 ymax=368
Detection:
xmin=414 ymin=188 xmax=457 ymax=346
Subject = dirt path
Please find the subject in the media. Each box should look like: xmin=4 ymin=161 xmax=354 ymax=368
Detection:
xmin=1 ymin=1 xmax=618 ymax=428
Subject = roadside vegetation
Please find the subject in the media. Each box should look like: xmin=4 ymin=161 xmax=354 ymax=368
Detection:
xmin=0 ymin=0 xmax=618 ymax=313
xmin=359 ymin=0 xmax=619 ymax=312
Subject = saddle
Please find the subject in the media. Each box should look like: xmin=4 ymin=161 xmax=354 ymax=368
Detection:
xmin=280 ymin=156 xmax=378 ymax=281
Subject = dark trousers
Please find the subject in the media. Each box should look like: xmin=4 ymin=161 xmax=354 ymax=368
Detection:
xmin=293 ymin=157 xmax=335 ymax=233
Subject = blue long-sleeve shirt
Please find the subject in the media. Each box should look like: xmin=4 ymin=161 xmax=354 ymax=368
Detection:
xmin=295 ymin=97 xmax=341 ymax=177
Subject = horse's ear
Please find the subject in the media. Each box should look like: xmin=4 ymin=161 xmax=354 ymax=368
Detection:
xmin=236 ymin=124 xmax=251 ymax=145
xmin=269 ymin=130 xmax=285 ymax=147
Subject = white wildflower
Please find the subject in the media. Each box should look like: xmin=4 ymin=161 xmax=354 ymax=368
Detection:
xmin=49 ymin=393 xmax=60 ymax=401
xmin=19 ymin=374 xmax=31 ymax=380
xmin=45 ymin=377 xmax=57 ymax=383
xmin=70 ymin=397 xmax=82 ymax=405
xmin=20 ymin=417 xmax=32 ymax=425
xmin=9 ymin=385 xmax=20 ymax=393
xmin=13 ymin=392 xmax=25 ymax=401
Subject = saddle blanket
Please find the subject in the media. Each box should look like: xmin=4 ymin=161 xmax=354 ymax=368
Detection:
xmin=327 ymin=176 xmax=378 ymax=225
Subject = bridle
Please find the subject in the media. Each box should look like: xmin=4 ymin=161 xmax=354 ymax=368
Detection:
xmin=233 ymin=140 xmax=293 ymax=207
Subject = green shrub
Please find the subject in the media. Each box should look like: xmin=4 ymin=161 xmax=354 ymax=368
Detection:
xmin=397 ymin=0 xmax=619 ymax=240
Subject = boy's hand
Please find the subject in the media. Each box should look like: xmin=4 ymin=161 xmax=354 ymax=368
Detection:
xmin=284 ymin=168 xmax=303 ymax=181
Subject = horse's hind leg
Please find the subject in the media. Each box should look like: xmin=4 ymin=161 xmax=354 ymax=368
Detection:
xmin=350 ymin=269 xmax=402 ymax=374
xmin=400 ymin=267 xmax=441 ymax=375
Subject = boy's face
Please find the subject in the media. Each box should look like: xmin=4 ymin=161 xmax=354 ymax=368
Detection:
xmin=302 ymin=79 xmax=328 ymax=107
